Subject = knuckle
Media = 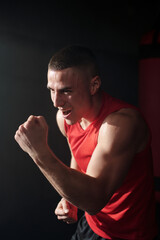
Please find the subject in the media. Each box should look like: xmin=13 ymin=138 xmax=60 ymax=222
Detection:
xmin=38 ymin=115 xmax=43 ymax=119
xmin=28 ymin=115 xmax=34 ymax=120
xmin=27 ymin=115 xmax=36 ymax=124
xmin=19 ymin=125 xmax=24 ymax=131
xmin=14 ymin=133 xmax=18 ymax=140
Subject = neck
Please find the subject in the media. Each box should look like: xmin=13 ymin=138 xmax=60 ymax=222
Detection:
xmin=80 ymin=90 xmax=103 ymax=130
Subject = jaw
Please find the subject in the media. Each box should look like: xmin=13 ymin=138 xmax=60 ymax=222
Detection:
xmin=65 ymin=118 xmax=77 ymax=126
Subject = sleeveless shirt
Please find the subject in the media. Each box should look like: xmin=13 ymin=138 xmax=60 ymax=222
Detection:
xmin=64 ymin=92 xmax=157 ymax=239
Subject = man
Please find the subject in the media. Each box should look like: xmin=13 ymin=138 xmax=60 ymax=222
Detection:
xmin=15 ymin=45 xmax=157 ymax=239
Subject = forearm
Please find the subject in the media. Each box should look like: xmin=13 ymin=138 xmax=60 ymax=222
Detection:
xmin=33 ymin=146 xmax=103 ymax=215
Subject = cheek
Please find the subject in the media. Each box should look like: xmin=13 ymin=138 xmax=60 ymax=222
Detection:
xmin=74 ymin=95 xmax=89 ymax=110
xmin=78 ymin=91 xmax=90 ymax=104
xmin=67 ymin=95 xmax=72 ymax=101
xmin=51 ymin=92 xmax=56 ymax=103
xmin=70 ymin=89 xmax=91 ymax=108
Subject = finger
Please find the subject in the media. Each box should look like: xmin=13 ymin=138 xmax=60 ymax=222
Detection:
xmin=57 ymin=215 xmax=69 ymax=220
xmin=37 ymin=116 xmax=48 ymax=128
xmin=62 ymin=199 xmax=70 ymax=214
xmin=55 ymin=201 xmax=62 ymax=215
xmin=23 ymin=115 xmax=39 ymax=129
xmin=15 ymin=125 xmax=26 ymax=140
xmin=55 ymin=201 xmax=67 ymax=216
xmin=23 ymin=117 xmax=33 ymax=128
xmin=55 ymin=208 xmax=67 ymax=216
xmin=58 ymin=215 xmax=74 ymax=224
xmin=18 ymin=124 xmax=27 ymax=133
xmin=14 ymin=130 xmax=20 ymax=141
xmin=27 ymin=115 xmax=35 ymax=122
xmin=24 ymin=115 xmax=35 ymax=126
xmin=28 ymin=115 xmax=41 ymax=125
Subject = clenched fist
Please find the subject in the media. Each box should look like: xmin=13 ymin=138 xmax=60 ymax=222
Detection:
xmin=55 ymin=198 xmax=78 ymax=224
xmin=14 ymin=115 xmax=49 ymax=160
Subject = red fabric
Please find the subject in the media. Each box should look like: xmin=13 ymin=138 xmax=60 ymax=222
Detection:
xmin=64 ymin=92 xmax=157 ymax=239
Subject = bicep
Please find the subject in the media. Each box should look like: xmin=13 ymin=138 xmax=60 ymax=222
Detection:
xmin=86 ymin=143 xmax=135 ymax=198
xmin=86 ymin=118 xmax=138 ymax=199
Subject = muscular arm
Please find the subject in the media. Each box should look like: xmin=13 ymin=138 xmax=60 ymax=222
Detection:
xmin=15 ymin=109 xmax=149 ymax=215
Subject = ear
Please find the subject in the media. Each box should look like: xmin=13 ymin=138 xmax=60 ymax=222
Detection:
xmin=90 ymin=76 xmax=101 ymax=95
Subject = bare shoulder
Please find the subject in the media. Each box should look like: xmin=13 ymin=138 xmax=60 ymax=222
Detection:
xmin=56 ymin=110 xmax=66 ymax=137
xmin=99 ymin=108 xmax=149 ymax=153
xmin=105 ymin=108 xmax=147 ymax=129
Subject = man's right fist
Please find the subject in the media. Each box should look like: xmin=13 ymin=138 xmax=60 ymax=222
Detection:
xmin=55 ymin=198 xmax=78 ymax=224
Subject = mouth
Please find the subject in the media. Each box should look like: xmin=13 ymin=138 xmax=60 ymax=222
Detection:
xmin=60 ymin=109 xmax=72 ymax=118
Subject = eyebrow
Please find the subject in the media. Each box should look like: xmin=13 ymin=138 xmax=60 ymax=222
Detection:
xmin=47 ymin=85 xmax=52 ymax=90
xmin=47 ymin=85 xmax=72 ymax=91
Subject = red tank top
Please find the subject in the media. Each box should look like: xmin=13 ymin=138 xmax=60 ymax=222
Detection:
xmin=64 ymin=92 xmax=157 ymax=239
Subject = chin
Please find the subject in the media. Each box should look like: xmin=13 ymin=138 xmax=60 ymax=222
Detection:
xmin=65 ymin=118 xmax=77 ymax=125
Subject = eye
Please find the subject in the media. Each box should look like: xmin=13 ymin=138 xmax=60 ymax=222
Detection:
xmin=62 ymin=89 xmax=72 ymax=95
xmin=47 ymin=86 xmax=54 ymax=92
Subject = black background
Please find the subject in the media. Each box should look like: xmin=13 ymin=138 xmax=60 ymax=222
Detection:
xmin=1 ymin=1 xmax=160 ymax=239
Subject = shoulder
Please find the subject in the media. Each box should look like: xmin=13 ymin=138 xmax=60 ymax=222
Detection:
xmin=56 ymin=110 xmax=67 ymax=137
xmin=104 ymin=108 xmax=143 ymax=130
xmin=99 ymin=108 xmax=149 ymax=153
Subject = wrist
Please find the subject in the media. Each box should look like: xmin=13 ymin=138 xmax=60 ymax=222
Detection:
xmin=30 ymin=144 xmax=54 ymax=167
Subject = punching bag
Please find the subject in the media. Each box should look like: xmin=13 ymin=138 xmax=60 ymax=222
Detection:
xmin=139 ymin=29 xmax=160 ymax=202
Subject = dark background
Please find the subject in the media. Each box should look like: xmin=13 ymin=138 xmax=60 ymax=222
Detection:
xmin=1 ymin=1 xmax=160 ymax=239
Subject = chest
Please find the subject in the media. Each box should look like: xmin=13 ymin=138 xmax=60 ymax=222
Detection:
xmin=68 ymin=126 xmax=99 ymax=172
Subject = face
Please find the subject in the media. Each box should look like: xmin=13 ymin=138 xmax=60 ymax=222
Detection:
xmin=47 ymin=67 xmax=93 ymax=125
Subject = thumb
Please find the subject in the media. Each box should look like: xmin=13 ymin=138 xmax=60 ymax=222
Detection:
xmin=62 ymin=199 xmax=70 ymax=214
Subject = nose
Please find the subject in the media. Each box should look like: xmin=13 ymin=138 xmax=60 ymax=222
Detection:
xmin=52 ymin=92 xmax=65 ymax=108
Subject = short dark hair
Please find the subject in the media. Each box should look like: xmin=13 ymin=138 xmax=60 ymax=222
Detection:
xmin=48 ymin=45 xmax=99 ymax=77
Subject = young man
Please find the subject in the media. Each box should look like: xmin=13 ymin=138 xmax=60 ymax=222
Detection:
xmin=15 ymin=46 xmax=157 ymax=239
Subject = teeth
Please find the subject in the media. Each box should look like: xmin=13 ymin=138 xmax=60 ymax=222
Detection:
xmin=62 ymin=110 xmax=71 ymax=115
